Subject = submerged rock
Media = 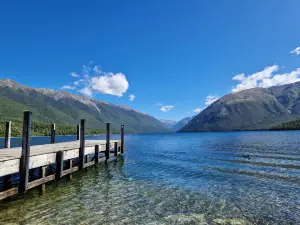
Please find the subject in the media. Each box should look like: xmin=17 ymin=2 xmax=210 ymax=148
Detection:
xmin=164 ymin=213 xmax=207 ymax=224
xmin=212 ymin=218 xmax=252 ymax=225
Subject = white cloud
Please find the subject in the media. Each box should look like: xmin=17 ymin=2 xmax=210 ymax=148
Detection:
xmin=232 ymin=65 xmax=300 ymax=92
xmin=290 ymin=47 xmax=300 ymax=55
xmin=73 ymin=81 xmax=80 ymax=86
xmin=156 ymin=102 xmax=163 ymax=106
xmin=79 ymin=87 xmax=93 ymax=97
xmin=160 ymin=105 xmax=175 ymax=112
xmin=129 ymin=94 xmax=135 ymax=101
xmin=70 ymin=72 xmax=80 ymax=77
xmin=61 ymin=85 xmax=76 ymax=90
xmin=194 ymin=108 xmax=202 ymax=113
xmin=232 ymin=73 xmax=245 ymax=81
xmin=93 ymin=65 xmax=102 ymax=74
xmin=67 ymin=62 xmax=130 ymax=97
xmin=89 ymin=73 xmax=129 ymax=97
xmin=205 ymin=95 xmax=219 ymax=106
xmin=259 ymin=68 xmax=300 ymax=88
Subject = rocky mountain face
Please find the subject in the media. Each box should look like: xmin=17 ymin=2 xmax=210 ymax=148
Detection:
xmin=172 ymin=116 xmax=194 ymax=131
xmin=180 ymin=82 xmax=300 ymax=132
xmin=0 ymin=79 xmax=170 ymax=133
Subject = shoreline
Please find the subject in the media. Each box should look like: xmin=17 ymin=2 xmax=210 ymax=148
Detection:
xmin=0 ymin=134 xmax=106 ymax=139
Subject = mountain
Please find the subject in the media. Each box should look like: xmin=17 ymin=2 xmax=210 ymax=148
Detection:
xmin=180 ymin=82 xmax=300 ymax=132
xmin=160 ymin=119 xmax=177 ymax=129
xmin=172 ymin=116 xmax=194 ymax=131
xmin=0 ymin=79 xmax=170 ymax=133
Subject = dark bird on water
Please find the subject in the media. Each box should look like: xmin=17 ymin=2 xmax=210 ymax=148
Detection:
xmin=242 ymin=155 xmax=251 ymax=160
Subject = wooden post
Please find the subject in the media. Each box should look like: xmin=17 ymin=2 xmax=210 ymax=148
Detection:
xmin=85 ymin=154 xmax=89 ymax=171
xmin=4 ymin=176 xmax=10 ymax=190
xmin=79 ymin=119 xmax=85 ymax=170
xmin=19 ymin=111 xmax=32 ymax=193
xmin=114 ymin=142 xmax=118 ymax=156
xmin=95 ymin=145 xmax=99 ymax=164
xmin=105 ymin=123 xmax=110 ymax=160
xmin=55 ymin=151 xmax=63 ymax=180
xmin=4 ymin=121 xmax=12 ymax=190
xmin=5 ymin=121 xmax=11 ymax=148
xmin=76 ymin=124 xmax=80 ymax=140
xmin=40 ymin=166 xmax=47 ymax=192
xmin=50 ymin=123 xmax=56 ymax=144
xmin=67 ymin=159 xmax=72 ymax=180
xmin=121 ymin=125 xmax=124 ymax=154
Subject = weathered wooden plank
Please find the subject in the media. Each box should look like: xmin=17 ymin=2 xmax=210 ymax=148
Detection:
xmin=27 ymin=174 xmax=55 ymax=190
xmin=50 ymin=123 xmax=56 ymax=144
xmin=79 ymin=119 xmax=85 ymax=170
xmin=83 ymin=161 xmax=95 ymax=168
xmin=0 ymin=188 xmax=18 ymax=200
xmin=5 ymin=121 xmax=11 ymax=149
xmin=0 ymin=140 xmax=119 ymax=161
xmin=19 ymin=111 xmax=32 ymax=193
xmin=29 ymin=153 xmax=56 ymax=170
xmin=0 ymin=159 xmax=19 ymax=178
xmin=63 ymin=148 xmax=79 ymax=161
xmin=61 ymin=166 xmax=79 ymax=177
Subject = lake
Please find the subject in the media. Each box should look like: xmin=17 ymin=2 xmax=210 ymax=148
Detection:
xmin=1 ymin=131 xmax=300 ymax=224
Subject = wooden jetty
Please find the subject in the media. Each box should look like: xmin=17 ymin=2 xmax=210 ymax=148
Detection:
xmin=0 ymin=111 xmax=125 ymax=200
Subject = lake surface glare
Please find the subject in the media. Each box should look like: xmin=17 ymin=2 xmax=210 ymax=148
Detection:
xmin=1 ymin=131 xmax=300 ymax=224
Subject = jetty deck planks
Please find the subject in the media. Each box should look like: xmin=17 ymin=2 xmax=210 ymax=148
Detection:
xmin=0 ymin=140 xmax=122 ymax=177
xmin=0 ymin=140 xmax=120 ymax=162
xmin=0 ymin=111 xmax=125 ymax=201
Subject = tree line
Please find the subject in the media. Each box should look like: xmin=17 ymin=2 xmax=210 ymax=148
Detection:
xmin=0 ymin=120 xmax=110 ymax=137
xmin=270 ymin=120 xmax=300 ymax=131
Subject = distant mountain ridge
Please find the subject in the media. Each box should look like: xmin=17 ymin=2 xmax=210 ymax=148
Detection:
xmin=160 ymin=119 xmax=177 ymax=129
xmin=180 ymin=82 xmax=300 ymax=132
xmin=0 ymin=79 xmax=170 ymax=133
xmin=172 ymin=116 xmax=194 ymax=131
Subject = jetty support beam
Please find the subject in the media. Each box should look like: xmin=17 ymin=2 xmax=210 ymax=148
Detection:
xmin=5 ymin=121 xmax=11 ymax=148
xmin=95 ymin=145 xmax=99 ymax=164
xmin=4 ymin=121 xmax=12 ymax=189
xmin=19 ymin=111 xmax=32 ymax=193
xmin=79 ymin=119 xmax=85 ymax=170
xmin=114 ymin=142 xmax=118 ymax=156
xmin=76 ymin=124 xmax=80 ymax=140
xmin=56 ymin=151 xmax=63 ymax=180
xmin=106 ymin=123 xmax=110 ymax=160
xmin=40 ymin=166 xmax=47 ymax=192
xmin=50 ymin=123 xmax=56 ymax=144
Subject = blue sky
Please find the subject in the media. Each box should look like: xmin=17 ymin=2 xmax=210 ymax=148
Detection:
xmin=0 ymin=0 xmax=300 ymax=121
